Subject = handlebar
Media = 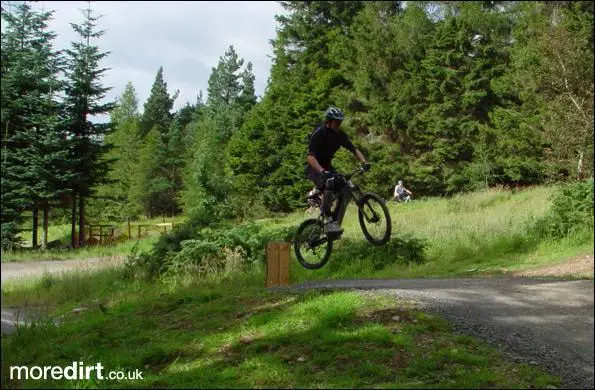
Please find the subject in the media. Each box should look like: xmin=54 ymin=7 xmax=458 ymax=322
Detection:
xmin=343 ymin=166 xmax=366 ymax=181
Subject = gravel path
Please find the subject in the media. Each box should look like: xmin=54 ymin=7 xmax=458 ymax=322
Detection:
xmin=287 ymin=277 xmax=594 ymax=389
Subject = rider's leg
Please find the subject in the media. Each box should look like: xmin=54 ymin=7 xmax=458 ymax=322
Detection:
xmin=307 ymin=165 xmax=331 ymax=217
xmin=322 ymin=177 xmax=344 ymax=235
xmin=306 ymin=166 xmax=343 ymax=235
xmin=322 ymin=189 xmax=333 ymax=217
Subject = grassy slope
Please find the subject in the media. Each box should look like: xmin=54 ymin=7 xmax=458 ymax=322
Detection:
xmin=5 ymin=185 xmax=592 ymax=271
xmin=279 ymin=185 xmax=593 ymax=282
xmin=1 ymin=271 xmax=559 ymax=389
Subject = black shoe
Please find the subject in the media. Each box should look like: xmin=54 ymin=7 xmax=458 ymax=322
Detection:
xmin=324 ymin=220 xmax=344 ymax=235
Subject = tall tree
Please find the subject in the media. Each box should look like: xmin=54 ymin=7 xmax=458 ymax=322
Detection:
xmin=205 ymin=45 xmax=253 ymax=139
xmin=140 ymin=66 xmax=178 ymax=137
xmin=63 ymin=2 xmax=115 ymax=247
xmin=136 ymin=67 xmax=193 ymax=217
xmin=226 ymin=1 xmax=365 ymax=211
xmin=129 ymin=127 xmax=162 ymax=217
xmin=182 ymin=45 xmax=257 ymax=217
xmin=509 ymin=1 xmax=593 ymax=180
xmin=1 ymin=2 xmax=71 ymax=249
xmin=238 ymin=62 xmax=257 ymax=111
xmin=111 ymin=80 xmax=138 ymax=127
xmin=101 ymin=81 xmax=143 ymax=218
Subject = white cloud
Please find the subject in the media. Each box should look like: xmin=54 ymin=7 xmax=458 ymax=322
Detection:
xmin=31 ymin=1 xmax=287 ymax=121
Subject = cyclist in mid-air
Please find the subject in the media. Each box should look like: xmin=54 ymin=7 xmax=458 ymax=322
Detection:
xmin=305 ymin=106 xmax=370 ymax=235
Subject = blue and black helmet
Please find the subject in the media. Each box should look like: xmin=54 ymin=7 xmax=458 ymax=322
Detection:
xmin=324 ymin=106 xmax=344 ymax=121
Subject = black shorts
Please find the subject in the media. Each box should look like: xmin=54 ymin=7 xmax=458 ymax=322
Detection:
xmin=305 ymin=164 xmax=337 ymax=191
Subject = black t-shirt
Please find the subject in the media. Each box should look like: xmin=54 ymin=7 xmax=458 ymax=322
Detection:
xmin=307 ymin=125 xmax=356 ymax=170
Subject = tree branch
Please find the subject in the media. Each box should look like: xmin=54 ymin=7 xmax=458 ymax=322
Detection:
xmin=555 ymin=50 xmax=589 ymax=120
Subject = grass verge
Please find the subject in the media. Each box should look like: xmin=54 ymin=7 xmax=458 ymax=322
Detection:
xmin=1 ymin=236 xmax=159 ymax=263
xmin=1 ymin=269 xmax=560 ymax=389
xmin=3 ymin=215 xmax=186 ymax=263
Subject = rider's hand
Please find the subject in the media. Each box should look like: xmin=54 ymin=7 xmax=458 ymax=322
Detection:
xmin=361 ymin=162 xmax=371 ymax=172
xmin=322 ymin=170 xmax=334 ymax=180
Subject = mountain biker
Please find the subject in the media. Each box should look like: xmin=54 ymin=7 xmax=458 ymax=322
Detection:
xmin=305 ymin=106 xmax=370 ymax=235
xmin=393 ymin=180 xmax=413 ymax=201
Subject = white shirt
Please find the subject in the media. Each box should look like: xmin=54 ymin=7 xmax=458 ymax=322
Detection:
xmin=394 ymin=185 xmax=405 ymax=197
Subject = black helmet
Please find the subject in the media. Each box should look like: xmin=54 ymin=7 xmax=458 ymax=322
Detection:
xmin=324 ymin=106 xmax=344 ymax=121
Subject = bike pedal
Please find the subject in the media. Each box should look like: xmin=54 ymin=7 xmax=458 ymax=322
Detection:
xmin=326 ymin=231 xmax=343 ymax=240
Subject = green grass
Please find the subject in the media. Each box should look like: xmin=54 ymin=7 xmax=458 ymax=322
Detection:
xmin=16 ymin=215 xmax=187 ymax=246
xmin=0 ymin=236 xmax=159 ymax=262
xmin=2 ymin=215 xmax=186 ymax=262
xmin=260 ymin=184 xmax=593 ymax=283
xmin=6 ymin=185 xmax=593 ymax=278
xmin=1 ymin=270 xmax=560 ymax=389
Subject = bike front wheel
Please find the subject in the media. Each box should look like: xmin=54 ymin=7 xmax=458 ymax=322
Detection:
xmin=294 ymin=218 xmax=333 ymax=269
xmin=358 ymin=193 xmax=392 ymax=246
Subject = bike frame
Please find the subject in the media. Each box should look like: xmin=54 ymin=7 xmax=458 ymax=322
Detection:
xmin=318 ymin=168 xmax=366 ymax=226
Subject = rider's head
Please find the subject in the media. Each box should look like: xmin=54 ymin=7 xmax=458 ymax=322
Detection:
xmin=398 ymin=180 xmax=403 ymax=186
xmin=324 ymin=106 xmax=344 ymax=130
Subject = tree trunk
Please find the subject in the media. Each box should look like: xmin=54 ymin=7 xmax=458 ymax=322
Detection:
xmin=78 ymin=195 xmax=85 ymax=247
xmin=577 ymin=150 xmax=584 ymax=180
xmin=42 ymin=202 xmax=49 ymax=250
xmin=32 ymin=200 xmax=38 ymax=249
xmin=71 ymin=192 xmax=77 ymax=248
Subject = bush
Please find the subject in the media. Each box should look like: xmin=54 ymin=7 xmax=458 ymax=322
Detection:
xmin=532 ymin=178 xmax=594 ymax=240
xmin=330 ymin=234 xmax=427 ymax=271
xmin=125 ymin=215 xmax=298 ymax=280
xmin=1 ymin=222 xmax=23 ymax=251
xmin=163 ymin=222 xmax=297 ymax=276
xmin=124 ymin=220 xmax=201 ymax=280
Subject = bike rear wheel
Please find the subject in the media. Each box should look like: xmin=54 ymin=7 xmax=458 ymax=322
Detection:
xmin=294 ymin=218 xmax=333 ymax=269
xmin=358 ymin=193 xmax=392 ymax=246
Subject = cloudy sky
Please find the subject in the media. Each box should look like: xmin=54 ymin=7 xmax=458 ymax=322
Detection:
xmin=28 ymin=1 xmax=287 ymax=120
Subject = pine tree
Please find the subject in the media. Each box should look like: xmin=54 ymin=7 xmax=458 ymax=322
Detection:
xmin=111 ymin=81 xmax=138 ymax=127
xmin=238 ymin=62 xmax=257 ymax=111
xmin=140 ymin=66 xmax=178 ymax=137
xmin=163 ymin=118 xmax=187 ymax=216
xmin=101 ymin=81 xmax=143 ymax=218
xmin=129 ymin=126 xmax=162 ymax=217
xmin=225 ymin=1 xmax=365 ymax=211
xmin=63 ymin=2 xmax=115 ymax=247
xmin=509 ymin=1 xmax=594 ymax=181
xmin=205 ymin=45 xmax=248 ymax=140
xmin=1 ymin=2 xmax=71 ymax=249
xmin=182 ymin=46 xmax=257 ymax=218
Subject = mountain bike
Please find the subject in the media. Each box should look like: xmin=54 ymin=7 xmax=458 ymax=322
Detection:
xmin=294 ymin=167 xmax=392 ymax=269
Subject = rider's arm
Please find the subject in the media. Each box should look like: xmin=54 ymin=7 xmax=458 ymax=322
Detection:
xmin=307 ymin=154 xmax=326 ymax=174
xmin=340 ymin=132 xmax=368 ymax=164
xmin=354 ymin=148 xmax=367 ymax=164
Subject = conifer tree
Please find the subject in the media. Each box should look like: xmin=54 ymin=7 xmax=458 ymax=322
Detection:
xmin=140 ymin=66 xmax=177 ymax=137
xmin=63 ymin=2 xmax=115 ymax=247
xmin=102 ymin=81 xmax=143 ymax=218
xmin=1 ymin=2 xmax=71 ymax=249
